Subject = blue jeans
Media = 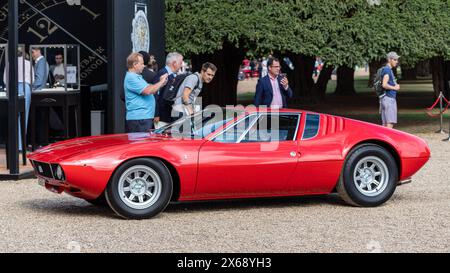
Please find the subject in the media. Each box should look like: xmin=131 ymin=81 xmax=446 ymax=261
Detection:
xmin=18 ymin=82 xmax=31 ymax=150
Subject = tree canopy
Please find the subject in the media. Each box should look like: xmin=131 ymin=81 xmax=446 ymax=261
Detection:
xmin=166 ymin=0 xmax=450 ymax=66
xmin=166 ymin=0 xmax=450 ymax=103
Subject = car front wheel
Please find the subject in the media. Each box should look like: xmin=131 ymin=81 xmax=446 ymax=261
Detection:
xmin=105 ymin=158 xmax=173 ymax=219
xmin=337 ymin=144 xmax=398 ymax=207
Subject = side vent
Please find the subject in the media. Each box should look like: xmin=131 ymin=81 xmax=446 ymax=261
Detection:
xmin=324 ymin=115 xmax=345 ymax=135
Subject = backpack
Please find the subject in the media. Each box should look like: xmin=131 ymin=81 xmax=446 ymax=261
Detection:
xmin=373 ymin=66 xmax=386 ymax=98
xmin=162 ymin=73 xmax=200 ymax=102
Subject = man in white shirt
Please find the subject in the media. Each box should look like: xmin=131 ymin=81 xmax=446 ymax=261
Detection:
xmin=51 ymin=53 xmax=65 ymax=85
xmin=3 ymin=47 xmax=34 ymax=151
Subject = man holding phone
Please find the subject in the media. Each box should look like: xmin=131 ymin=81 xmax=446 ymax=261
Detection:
xmin=254 ymin=57 xmax=293 ymax=109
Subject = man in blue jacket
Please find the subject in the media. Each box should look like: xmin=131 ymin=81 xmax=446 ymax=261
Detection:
xmin=31 ymin=47 xmax=52 ymax=146
xmin=254 ymin=57 xmax=293 ymax=109
xmin=151 ymin=52 xmax=184 ymax=128
xmin=31 ymin=48 xmax=49 ymax=90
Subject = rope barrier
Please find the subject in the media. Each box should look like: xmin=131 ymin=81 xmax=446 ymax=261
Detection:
xmin=426 ymin=96 xmax=443 ymax=111
xmin=426 ymin=92 xmax=450 ymax=118
xmin=426 ymin=92 xmax=450 ymax=137
xmin=426 ymin=103 xmax=450 ymax=118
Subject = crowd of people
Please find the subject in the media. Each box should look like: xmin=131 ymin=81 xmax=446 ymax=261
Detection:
xmin=239 ymin=57 xmax=269 ymax=80
xmin=123 ymin=52 xmax=217 ymax=133
xmin=123 ymin=51 xmax=401 ymax=134
xmin=3 ymin=48 xmax=401 ymax=148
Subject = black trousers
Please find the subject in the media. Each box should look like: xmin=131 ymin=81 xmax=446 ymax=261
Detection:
xmin=126 ymin=119 xmax=154 ymax=133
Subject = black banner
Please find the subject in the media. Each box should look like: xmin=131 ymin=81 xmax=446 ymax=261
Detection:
xmin=0 ymin=0 xmax=165 ymax=140
xmin=0 ymin=0 xmax=107 ymax=87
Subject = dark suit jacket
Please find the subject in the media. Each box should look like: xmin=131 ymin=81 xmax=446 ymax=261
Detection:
xmin=151 ymin=67 xmax=174 ymax=123
xmin=33 ymin=57 xmax=49 ymax=90
xmin=254 ymin=75 xmax=293 ymax=108
xmin=142 ymin=67 xmax=156 ymax=84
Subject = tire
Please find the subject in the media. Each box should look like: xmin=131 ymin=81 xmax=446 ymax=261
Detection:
xmin=105 ymin=158 xmax=173 ymax=219
xmin=337 ymin=144 xmax=398 ymax=207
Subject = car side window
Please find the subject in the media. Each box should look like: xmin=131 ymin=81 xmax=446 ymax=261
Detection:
xmin=213 ymin=115 xmax=257 ymax=143
xmin=242 ymin=114 xmax=300 ymax=143
xmin=302 ymin=114 xmax=320 ymax=140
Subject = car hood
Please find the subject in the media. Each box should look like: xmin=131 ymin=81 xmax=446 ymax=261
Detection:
xmin=28 ymin=133 xmax=178 ymax=162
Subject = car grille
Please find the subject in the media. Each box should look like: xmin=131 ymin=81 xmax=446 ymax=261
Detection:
xmin=31 ymin=161 xmax=54 ymax=179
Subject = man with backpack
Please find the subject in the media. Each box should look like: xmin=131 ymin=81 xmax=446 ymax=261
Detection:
xmin=152 ymin=52 xmax=184 ymax=128
xmin=374 ymin=52 xmax=401 ymax=129
xmin=172 ymin=62 xmax=218 ymax=119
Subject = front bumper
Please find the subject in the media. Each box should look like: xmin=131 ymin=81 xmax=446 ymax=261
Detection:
xmin=37 ymin=177 xmax=65 ymax=194
xmin=37 ymin=176 xmax=87 ymax=199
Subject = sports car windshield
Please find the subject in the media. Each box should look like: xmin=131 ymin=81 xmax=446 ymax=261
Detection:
xmin=154 ymin=107 xmax=245 ymax=139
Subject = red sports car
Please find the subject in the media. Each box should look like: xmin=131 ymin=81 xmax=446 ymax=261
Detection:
xmin=28 ymin=107 xmax=430 ymax=219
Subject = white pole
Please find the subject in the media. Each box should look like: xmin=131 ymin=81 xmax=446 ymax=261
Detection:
xmin=440 ymin=92 xmax=443 ymax=133
xmin=444 ymin=93 xmax=450 ymax=142
xmin=436 ymin=92 xmax=445 ymax=134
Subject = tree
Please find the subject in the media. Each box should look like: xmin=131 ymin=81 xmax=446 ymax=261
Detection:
xmin=166 ymin=0 xmax=450 ymax=106
xmin=166 ymin=0 xmax=347 ymax=105
xmin=166 ymin=0 xmax=302 ymax=106
xmin=360 ymin=0 xmax=450 ymax=98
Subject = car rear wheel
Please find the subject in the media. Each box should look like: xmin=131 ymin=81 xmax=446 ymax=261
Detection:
xmin=105 ymin=158 xmax=173 ymax=219
xmin=337 ymin=144 xmax=398 ymax=207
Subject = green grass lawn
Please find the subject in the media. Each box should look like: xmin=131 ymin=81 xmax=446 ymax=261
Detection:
xmin=345 ymin=112 xmax=450 ymax=121
xmin=235 ymin=76 xmax=448 ymax=133
xmin=237 ymin=92 xmax=256 ymax=101
xmin=325 ymin=76 xmax=433 ymax=94
xmin=237 ymin=77 xmax=434 ymax=103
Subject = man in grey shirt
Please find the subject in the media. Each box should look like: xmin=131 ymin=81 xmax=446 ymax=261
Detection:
xmin=173 ymin=62 xmax=217 ymax=117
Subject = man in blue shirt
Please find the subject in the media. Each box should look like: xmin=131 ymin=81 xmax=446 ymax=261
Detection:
xmin=124 ymin=52 xmax=168 ymax=133
xmin=380 ymin=52 xmax=401 ymax=129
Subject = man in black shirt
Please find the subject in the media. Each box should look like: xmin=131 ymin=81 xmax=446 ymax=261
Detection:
xmin=139 ymin=51 xmax=157 ymax=84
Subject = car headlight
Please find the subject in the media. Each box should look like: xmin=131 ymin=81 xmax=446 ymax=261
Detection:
xmin=52 ymin=164 xmax=65 ymax=181
xmin=56 ymin=166 xmax=63 ymax=180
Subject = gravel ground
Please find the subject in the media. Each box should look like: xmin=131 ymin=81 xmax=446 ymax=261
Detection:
xmin=0 ymin=133 xmax=449 ymax=253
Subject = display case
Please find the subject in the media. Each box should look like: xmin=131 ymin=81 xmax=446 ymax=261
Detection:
xmin=28 ymin=44 xmax=82 ymax=151
xmin=29 ymin=44 xmax=81 ymax=93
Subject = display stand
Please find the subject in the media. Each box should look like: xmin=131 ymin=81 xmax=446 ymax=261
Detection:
xmin=29 ymin=44 xmax=81 ymax=151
